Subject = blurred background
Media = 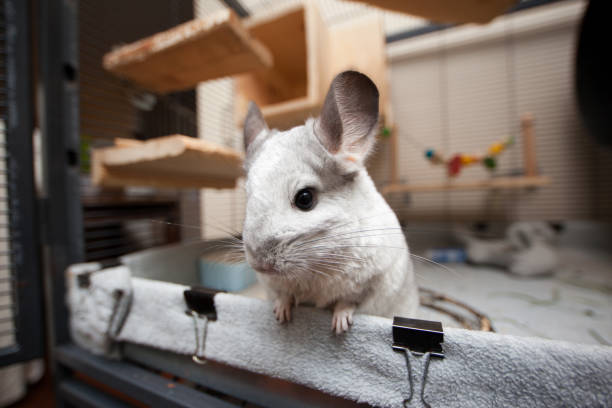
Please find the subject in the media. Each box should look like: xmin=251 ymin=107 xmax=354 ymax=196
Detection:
xmin=0 ymin=0 xmax=610 ymax=406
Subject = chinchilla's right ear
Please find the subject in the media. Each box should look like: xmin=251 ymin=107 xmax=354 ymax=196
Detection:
xmin=243 ymin=101 xmax=269 ymax=154
xmin=315 ymin=70 xmax=379 ymax=164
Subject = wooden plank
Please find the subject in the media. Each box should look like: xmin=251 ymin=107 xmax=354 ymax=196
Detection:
xmin=382 ymin=175 xmax=550 ymax=194
xmin=113 ymin=138 xmax=143 ymax=148
xmin=91 ymin=135 xmax=244 ymax=189
xmin=388 ymin=126 xmax=399 ymax=184
xmin=103 ymin=9 xmax=273 ymax=93
xmin=521 ymin=113 xmax=538 ymax=177
xmin=353 ymin=0 xmax=518 ymax=24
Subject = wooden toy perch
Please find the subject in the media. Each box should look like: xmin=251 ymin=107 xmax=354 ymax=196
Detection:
xmin=91 ymin=136 xmax=244 ymax=189
xmin=103 ymin=9 xmax=273 ymax=93
xmin=382 ymin=114 xmax=550 ymax=194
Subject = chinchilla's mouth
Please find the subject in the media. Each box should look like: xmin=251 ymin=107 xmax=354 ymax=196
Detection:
xmin=255 ymin=265 xmax=278 ymax=274
xmin=250 ymin=260 xmax=280 ymax=275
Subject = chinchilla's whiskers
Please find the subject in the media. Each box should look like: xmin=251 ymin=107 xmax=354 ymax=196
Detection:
xmin=328 ymin=211 xmax=502 ymax=239
xmin=210 ymin=248 xmax=246 ymax=265
xmin=203 ymin=240 xmax=245 ymax=253
xmin=305 ymin=258 xmax=355 ymax=267
xmin=149 ymin=219 xmax=204 ymax=231
xmin=289 ymin=255 xmax=364 ymax=276
xmin=290 ymin=254 xmax=347 ymax=272
xmin=148 ymin=218 xmax=241 ymax=239
xmin=309 ymin=243 xmax=407 ymax=251
xmin=408 ymin=253 xmax=459 ymax=277
xmin=299 ymin=263 xmax=338 ymax=277
xmin=288 ymin=257 xmax=332 ymax=278
xmin=301 ymin=232 xmax=407 ymax=248
xmin=303 ymin=266 xmax=332 ymax=278
xmin=303 ymin=259 xmax=346 ymax=272
xmin=303 ymin=243 xmax=460 ymax=278
xmin=292 ymin=241 xmax=459 ymax=279
xmin=295 ymin=250 xmax=368 ymax=263
xmin=295 ymin=226 xmax=405 ymax=248
xmin=298 ymin=222 xmax=480 ymax=250
xmin=330 ymin=210 xmax=398 ymax=231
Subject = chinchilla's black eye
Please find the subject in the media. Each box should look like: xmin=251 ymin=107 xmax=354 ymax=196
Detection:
xmin=294 ymin=188 xmax=315 ymax=211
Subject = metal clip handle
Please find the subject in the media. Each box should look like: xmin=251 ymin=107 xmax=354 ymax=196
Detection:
xmin=186 ymin=309 xmax=207 ymax=364
xmin=183 ymin=286 xmax=221 ymax=364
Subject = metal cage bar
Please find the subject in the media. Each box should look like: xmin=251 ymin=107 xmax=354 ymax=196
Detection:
xmin=0 ymin=0 xmax=45 ymax=366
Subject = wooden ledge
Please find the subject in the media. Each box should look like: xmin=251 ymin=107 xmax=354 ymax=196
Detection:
xmin=92 ymin=136 xmax=244 ymax=190
xmin=382 ymin=175 xmax=550 ymax=194
xmin=103 ymin=9 xmax=273 ymax=93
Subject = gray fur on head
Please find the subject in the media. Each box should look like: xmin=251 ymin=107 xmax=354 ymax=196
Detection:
xmin=241 ymin=70 xmax=417 ymax=334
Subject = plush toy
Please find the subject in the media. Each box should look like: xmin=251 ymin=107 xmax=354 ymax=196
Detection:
xmin=462 ymin=222 xmax=561 ymax=276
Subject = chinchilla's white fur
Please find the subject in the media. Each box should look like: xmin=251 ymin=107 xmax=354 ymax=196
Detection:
xmin=242 ymin=71 xmax=418 ymax=333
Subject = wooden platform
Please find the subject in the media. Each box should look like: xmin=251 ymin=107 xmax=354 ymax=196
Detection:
xmin=353 ymin=0 xmax=517 ymax=24
xmin=382 ymin=175 xmax=550 ymax=194
xmin=91 ymin=136 xmax=244 ymax=189
xmin=103 ymin=9 xmax=273 ymax=93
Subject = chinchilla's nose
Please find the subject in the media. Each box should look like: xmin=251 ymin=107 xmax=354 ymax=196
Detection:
xmin=245 ymin=239 xmax=280 ymax=273
xmin=246 ymin=238 xmax=279 ymax=257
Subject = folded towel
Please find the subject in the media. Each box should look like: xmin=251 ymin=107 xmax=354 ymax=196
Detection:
xmin=66 ymin=263 xmax=132 ymax=357
xmin=68 ymin=265 xmax=612 ymax=407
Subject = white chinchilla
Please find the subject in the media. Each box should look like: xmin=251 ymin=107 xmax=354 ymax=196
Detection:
xmin=242 ymin=71 xmax=418 ymax=333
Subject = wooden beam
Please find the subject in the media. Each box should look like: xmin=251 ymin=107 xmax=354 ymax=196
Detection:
xmin=382 ymin=175 xmax=550 ymax=194
xmin=521 ymin=113 xmax=538 ymax=177
xmin=388 ymin=126 xmax=399 ymax=184
xmin=103 ymin=9 xmax=273 ymax=93
xmin=352 ymin=0 xmax=517 ymax=24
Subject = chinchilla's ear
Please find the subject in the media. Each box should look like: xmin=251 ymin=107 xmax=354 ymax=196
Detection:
xmin=243 ymin=101 xmax=269 ymax=154
xmin=315 ymin=71 xmax=379 ymax=162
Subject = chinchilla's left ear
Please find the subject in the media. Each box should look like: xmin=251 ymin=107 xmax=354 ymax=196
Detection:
xmin=243 ymin=101 xmax=269 ymax=154
xmin=315 ymin=70 xmax=379 ymax=163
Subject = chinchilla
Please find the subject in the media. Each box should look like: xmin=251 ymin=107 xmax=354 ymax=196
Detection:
xmin=242 ymin=70 xmax=418 ymax=333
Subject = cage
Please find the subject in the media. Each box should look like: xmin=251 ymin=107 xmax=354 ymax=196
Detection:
xmin=1 ymin=0 xmax=611 ymax=407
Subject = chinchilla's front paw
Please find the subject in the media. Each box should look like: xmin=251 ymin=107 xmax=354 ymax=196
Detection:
xmin=332 ymin=302 xmax=355 ymax=334
xmin=273 ymin=297 xmax=293 ymax=323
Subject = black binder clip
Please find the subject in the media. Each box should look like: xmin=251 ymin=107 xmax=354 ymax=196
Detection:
xmin=184 ymin=286 xmax=221 ymax=321
xmin=183 ymin=286 xmax=222 ymax=364
xmin=392 ymin=316 xmax=444 ymax=358
xmin=392 ymin=317 xmax=444 ymax=407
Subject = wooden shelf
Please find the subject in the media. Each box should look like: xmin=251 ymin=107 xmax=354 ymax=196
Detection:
xmin=382 ymin=175 xmax=550 ymax=194
xmin=91 ymin=136 xmax=244 ymax=189
xmin=353 ymin=0 xmax=517 ymax=24
xmin=103 ymin=9 xmax=273 ymax=93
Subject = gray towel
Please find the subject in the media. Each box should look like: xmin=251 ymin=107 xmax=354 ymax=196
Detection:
xmin=116 ymin=277 xmax=611 ymax=407
xmin=66 ymin=263 xmax=133 ymax=357
xmin=68 ymin=267 xmax=612 ymax=407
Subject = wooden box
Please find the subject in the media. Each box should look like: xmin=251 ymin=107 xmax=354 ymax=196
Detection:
xmin=234 ymin=2 xmax=390 ymax=130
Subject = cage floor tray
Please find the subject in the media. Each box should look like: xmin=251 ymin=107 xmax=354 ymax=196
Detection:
xmin=91 ymin=136 xmax=244 ymax=189
xmin=103 ymin=9 xmax=273 ymax=93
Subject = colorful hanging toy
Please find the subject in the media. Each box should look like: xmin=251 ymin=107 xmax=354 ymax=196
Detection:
xmin=425 ymin=136 xmax=515 ymax=177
